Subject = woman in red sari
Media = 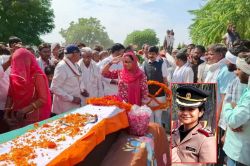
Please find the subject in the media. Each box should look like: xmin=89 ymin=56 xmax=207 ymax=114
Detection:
xmin=4 ymin=48 xmax=51 ymax=129
xmin=102 ymin=51 xmax=148 ymax=106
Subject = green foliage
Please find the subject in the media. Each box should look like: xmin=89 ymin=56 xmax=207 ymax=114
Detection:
xmin=60 ymin=17 xmax=114 ymax=48
xmin=124 ymin=29 xmax=159 ymax=49
xmin=0 ymin=0 xmax=54 ymax=45
xmin=189 ymin=0 xmax=250 ymax=46
xmin=136 ymin=54 xmax=144 ymax=64
xmin=177 ymin=42 xmax=186 ymax=49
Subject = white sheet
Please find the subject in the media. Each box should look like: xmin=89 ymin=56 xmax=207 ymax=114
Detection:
xmin=0 ymin=105 xmax=122 ymax=166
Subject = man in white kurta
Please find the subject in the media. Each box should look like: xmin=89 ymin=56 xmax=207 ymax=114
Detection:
xmin=78 ymin=47 xmax=104 ymax=105
xmin=98 ymin=43 xmax=125 ymax=96
xmin=51 ymin=45 xmax=85 ymax=114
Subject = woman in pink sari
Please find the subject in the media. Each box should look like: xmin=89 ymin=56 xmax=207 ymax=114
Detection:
xmin=102 ymin=51 xmax=148 ymax=106
xmin=4 ymin=48 xmax=51 ymax=129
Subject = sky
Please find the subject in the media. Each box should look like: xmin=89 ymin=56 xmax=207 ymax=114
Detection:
xmin=41 ymin=0 xmax=205 ymax=47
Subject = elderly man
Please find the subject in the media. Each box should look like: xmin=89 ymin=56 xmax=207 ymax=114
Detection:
xmin=78 ymin=47 xmax=103 ymax=105
xmin=51 ymin=44 xmax=84 ymax=115
xmin=204 ymin=44 xmax=228 ymax=83
xmin=204 ymin=44 xmax=235 ymax=121
xmin=142 ymin=43 xmax=150 ymax=61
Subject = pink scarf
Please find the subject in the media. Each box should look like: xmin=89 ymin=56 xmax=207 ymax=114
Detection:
xmin=10 ymin=48 xmax=51 ymax=120
xmin=120 ymin=52 xmax=143 ymax=105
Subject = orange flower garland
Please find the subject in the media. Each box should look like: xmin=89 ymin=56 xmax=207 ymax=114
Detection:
xmin=0 ymin=146 xmax=36 ymax=166
xmin=86 ymin=96 xmax=132 ymax=112
xmin=0 ymin=113 xmax=96 ymax=165
xmin=146 ymin=80 xmax=172 ymax=111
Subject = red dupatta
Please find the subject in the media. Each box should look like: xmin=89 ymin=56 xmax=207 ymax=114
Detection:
xmin=9 ymin=48 xmax=51 ymax=120
xmin=120 ymin=52 xmax=143 ymax=105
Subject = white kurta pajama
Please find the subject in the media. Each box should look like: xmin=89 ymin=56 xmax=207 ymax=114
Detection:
xmin=51 ymin=57 xmax=85 ymax=114
xmin=172 ymin=62 xmax=194 ymax=83
xmin=98 ymin=55 xmax=123 ymax=96
xmin=78 ymin=59 xmax=104 ymax=105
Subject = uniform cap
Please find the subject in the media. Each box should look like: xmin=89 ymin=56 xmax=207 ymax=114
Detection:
xmin=176 ymin=85 xmax=208 ymax=107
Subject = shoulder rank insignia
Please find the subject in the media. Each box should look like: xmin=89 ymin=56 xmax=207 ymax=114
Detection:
xmin=198 ymin=128 xmax=213 ymax=137
xmin=172 ymin=128 xmax=178 ymax=134
xmin=186 ymin=146 xmax=196 ymax=152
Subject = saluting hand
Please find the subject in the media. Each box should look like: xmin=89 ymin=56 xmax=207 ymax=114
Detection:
xmin=111 ymin=56 xmax=122 ymax=64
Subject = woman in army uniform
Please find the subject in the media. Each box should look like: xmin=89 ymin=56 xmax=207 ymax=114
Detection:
xmin=172 ymin=85 xmax=216 ymax=163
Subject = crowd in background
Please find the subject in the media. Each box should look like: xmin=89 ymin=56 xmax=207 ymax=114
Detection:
xmin=0 ymin=23 xmax=250 ymax=165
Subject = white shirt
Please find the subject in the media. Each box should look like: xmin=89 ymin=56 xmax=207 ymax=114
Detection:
xmin=172 ymin=62 xmax=194 ymax=83
xmin=0 ymin=55 xmax=10 ymax=110
xmin=204 ymin=58 xmax=227 ymax=83
xmin=78 ymin=59 xmax=104 ymax=102
xmin=164 ymin=53 xmax=176 ymax=82
xmin=99 ymin=55 xmax=123 ymax=96
xmin=51 ymin=57 xmax=85 ymax=114
xmin=197 ymin=62 xmax=211 ymax=83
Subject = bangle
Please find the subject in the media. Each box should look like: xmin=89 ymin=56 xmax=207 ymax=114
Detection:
xmin=26 ymin=109 xmax=35 ymax=115
xmin=4 ymin=107 xmax=12 ymax=111
xmin=31 ymin=102 xmax=38 ymax=110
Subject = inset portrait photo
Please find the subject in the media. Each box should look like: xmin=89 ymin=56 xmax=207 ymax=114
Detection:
xmin=171 ymin=83 xmax=217 ymax=164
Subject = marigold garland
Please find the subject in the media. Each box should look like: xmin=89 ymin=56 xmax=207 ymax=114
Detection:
xmin=0 ymin=146 xmax=36 ymax=166
xmin=86 ymin=95 xmax=132 ymax=112
xmin=0 ymin=113 xmax=96 ymax=165
xmin=146 ymin=80 xmax=172 ymax=111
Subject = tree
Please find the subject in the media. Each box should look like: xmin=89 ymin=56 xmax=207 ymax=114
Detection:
xmin=189 ymin=0 xmax=250 ymax=46
xmin=0 ymin=0 xmax=54 ymax=45
xmin=60 ymin=17 xmax=114 ymax=48
xmin=124 ymin=29 xmax=159 ymax=49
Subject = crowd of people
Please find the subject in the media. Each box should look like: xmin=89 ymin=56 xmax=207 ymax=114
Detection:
xmin=0 ymin=24 xmax=250 ymax=165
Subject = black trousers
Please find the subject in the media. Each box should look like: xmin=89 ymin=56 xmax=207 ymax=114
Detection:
xmin=217 ymin=127 xmax=226 ymax=165
xmin=0 ymin=110 xmax=10 ymax=134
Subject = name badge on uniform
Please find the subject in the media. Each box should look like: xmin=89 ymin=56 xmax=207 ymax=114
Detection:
xmin=186 ymin=146 xmax=196 ymax=152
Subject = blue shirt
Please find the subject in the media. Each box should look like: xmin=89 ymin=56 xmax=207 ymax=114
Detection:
xmin=223 ymin=88 xmax=250 ymax=166
xmin=217 ymin=66 xmax=236 ymax=103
